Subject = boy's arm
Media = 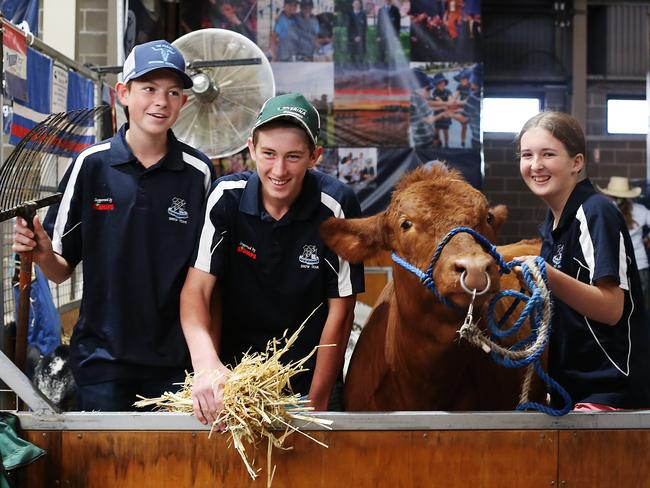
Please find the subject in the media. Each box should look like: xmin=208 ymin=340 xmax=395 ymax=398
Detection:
xmin=13 ymin=215 xmax=73 ymax=284
xmin=307 ymin=295 xmax=356 ymax=410
xmin=180 ymin=267 xmax=230 ymax=425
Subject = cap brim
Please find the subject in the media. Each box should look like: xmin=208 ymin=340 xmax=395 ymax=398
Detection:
xmin=253 ymin=113 xmax=317 ymax=144
xmin=125 ymin=66 xmax=193 ymax=89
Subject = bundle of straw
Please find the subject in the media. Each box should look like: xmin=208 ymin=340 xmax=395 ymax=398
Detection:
xmin=134 ymin=308 xmax=333 ymax=486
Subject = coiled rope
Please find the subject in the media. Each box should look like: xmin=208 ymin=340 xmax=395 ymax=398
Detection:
xmin=391 ymin=226 xmax=572 ymax=416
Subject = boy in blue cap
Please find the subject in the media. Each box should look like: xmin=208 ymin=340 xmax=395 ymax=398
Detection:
xmin=12 ymin=40 xmax=215 ymax=411
xmin=180 ymin=93 xmax=365 ymax=424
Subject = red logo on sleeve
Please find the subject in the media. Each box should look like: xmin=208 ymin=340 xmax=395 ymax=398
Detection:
xmin=236 ymin=241 xmax=257 ymax=260
xmin=93 ymin=197 xmax=114 ymax=211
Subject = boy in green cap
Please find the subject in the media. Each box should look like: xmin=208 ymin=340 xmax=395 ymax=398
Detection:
xmin=180 ymin=93 xmax=365 ymax=424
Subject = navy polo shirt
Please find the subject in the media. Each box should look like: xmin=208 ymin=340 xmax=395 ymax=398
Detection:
xmin=191 ymin=169 xmax=365 ymax=394
xmin=539 ymin=179 xmax=650 ymax=408
xmin=44 ymin=124 xmax=214 ymax=386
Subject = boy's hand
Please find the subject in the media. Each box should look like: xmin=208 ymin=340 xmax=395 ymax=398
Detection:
xmin=192 ymin=366 xmax=231 ymax=425
xmin=12 ymin=215 xmax=53 ymax=262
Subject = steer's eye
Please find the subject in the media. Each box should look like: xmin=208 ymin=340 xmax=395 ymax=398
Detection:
xmin=400 ymin=220 xmax=412 ymax=230
xmin=487 ymin=212 xmax=494 ymax=225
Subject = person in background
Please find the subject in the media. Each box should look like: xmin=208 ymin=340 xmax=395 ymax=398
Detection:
xmin=12 ymin=40 xmax=215 ymax=411
xmin=515 ymin=111 xmax=650 ymax=411
xmin=449 ymin=66 xmax=481 ymax=149
xmin=451 ymin=67 xmax=472 ymax=147
xmin=597 ymin=176 xmax=650 ymax=310
xmin=430 ymin=72 xmax=452 ymax=148
xmin=180 ymin=93 xmax=365 ymax=425
xmin=376 ymin=0 xmax=401 ymax=66
xmin=294 ymin=0 xmax=320 ymax=61
xmin=271 ymin=0 xmax=300 ymax=61
xmin=347 ymin=0 xmax=368 ymax=68
xmin=409 ymin=68 xmax=438 ymax=149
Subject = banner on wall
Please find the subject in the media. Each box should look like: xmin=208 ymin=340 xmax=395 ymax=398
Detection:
xmin=0 ymin=0 xmax=39 ymax=36
xmin=9 ymin=47 xmax=52 ymax=145
xmin=181 ymin=0 xmax=482 ymax=211
xmin=9 ymin=47 xmax=97 ymax=157
xmin=2 ymin=22 xmax=28 ymax=102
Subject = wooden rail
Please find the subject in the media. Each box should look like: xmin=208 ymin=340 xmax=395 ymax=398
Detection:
xmin=12 ymin=411 xmax=650 ymax=487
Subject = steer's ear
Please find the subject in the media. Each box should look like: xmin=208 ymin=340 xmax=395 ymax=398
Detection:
xmin=320 ymin=213 xmax=389 ymax=263
xmin=488 ymin=204 xmax=508 ymax=238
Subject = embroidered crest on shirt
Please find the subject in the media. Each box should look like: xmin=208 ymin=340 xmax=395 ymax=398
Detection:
xmin=92 ymin=197 xmax=114 ymax=211
xmin=552 ymin=243 xmax=564 ymax=268
xmin=168 ymin=197 xmax=188 ymax=223
xmin=299 ymin=244 xmax=319 ymax=269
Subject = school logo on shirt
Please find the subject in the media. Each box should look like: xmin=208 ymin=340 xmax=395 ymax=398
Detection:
xmin=168 ymin=197 xmax=188 ymax=224
xmin=299 ymin=244 xmax=319 ymax=269
xmin=552 ymin=243 xmax=564 ymax=269
xmin=92 ymin=197 xmax=114 ymax=211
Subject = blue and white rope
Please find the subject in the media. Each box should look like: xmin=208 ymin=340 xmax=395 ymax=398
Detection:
xmin=391 ymin=226 xmax=572 ymax=416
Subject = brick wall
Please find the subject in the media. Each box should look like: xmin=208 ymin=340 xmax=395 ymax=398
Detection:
xmin=483 ymin=82 xmax=647 ymax=245
xmin=77 ymin=0 xmax=109 ymax=66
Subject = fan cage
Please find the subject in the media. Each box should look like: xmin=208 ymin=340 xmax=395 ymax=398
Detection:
xmin=1 ymin=154 xmax=84 ymax=332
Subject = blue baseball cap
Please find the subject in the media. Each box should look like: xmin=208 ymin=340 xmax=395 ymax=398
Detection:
xmin=121 ymin=40 xmax=193 ymax=89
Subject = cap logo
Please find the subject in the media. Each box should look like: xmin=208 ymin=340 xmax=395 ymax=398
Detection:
xmin=151 ymin=43 xmax=176 ymax=63
xmin=279 ymin=106 xmax=306 ymax=116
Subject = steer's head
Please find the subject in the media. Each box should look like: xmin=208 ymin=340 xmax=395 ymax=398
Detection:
xmin=321 ymin=164 xmax=507 ymax=310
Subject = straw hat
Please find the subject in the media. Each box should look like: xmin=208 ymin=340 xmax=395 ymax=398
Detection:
xmin=597 ymin=176 xmax=642 ymax=199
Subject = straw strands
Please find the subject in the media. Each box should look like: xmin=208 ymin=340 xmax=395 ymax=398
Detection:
xmin=134 ymin=307 xmax=333 ymax=485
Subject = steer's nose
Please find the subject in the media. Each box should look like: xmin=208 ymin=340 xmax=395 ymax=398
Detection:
xmin=453 ymin=255 xmax=494 ymax=292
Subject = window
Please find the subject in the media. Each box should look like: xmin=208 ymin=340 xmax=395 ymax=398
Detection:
xmin=482 ymin=98 xmax=542 ymax=133
xmin=607 ymin=98 xmax=648 ymax=134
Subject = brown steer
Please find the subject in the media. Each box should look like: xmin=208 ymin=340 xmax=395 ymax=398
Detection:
xmin=321 ymin=165 xmax=543 ymax=411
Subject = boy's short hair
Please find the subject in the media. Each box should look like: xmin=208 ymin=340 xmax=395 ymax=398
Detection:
xmin=251 ymin=93 xmax=320 ymax=148
xmin=121 ymin=40 xmax=193 ymax=89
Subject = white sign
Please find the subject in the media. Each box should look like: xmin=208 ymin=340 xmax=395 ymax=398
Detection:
xmin=51 ymin=64 xmax=69 ymax=113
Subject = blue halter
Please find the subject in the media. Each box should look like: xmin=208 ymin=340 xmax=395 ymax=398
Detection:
xmin=390 ymin=226 xmax=572 ymax=416
xmin=391 ymin=226 xmax=511 ymax=309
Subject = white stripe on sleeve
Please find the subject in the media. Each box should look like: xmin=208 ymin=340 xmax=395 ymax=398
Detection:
xmin=618 ymin=232 xmax=629 ymax=290
xmin=320 ymin=191 xmax=353 ymax=296
xmin=576 ymin=206 xmax=596 ymax=284
xmin=182 ymin=152 xmax=212 ymax=192
xmin=52 ymin=142 xmax=111 ymax=254
xmin=194 ymin=179 xmax=247 ymax=272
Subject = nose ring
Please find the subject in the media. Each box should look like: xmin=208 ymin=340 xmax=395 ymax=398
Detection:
xmin=460 ymin=270 xmax=491 ymax=296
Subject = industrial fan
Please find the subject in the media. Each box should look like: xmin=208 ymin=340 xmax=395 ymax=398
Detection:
xmin=172 ymin=28 xmax=275 ymax=159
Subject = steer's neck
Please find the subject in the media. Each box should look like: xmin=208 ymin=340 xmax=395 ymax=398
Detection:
xmin=385 ymin=287 xmax=468 ymax=374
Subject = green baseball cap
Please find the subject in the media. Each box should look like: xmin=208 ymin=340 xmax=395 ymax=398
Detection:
xmin=252 ymin=93 xmax=320 ymax=145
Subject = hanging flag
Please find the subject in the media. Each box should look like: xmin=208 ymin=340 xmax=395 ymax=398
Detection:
xmin=9 ymin=46 xmax=52 ymax=145
xmin=58 ymin=70 xmax=98 ymax=155
xmin=0 ymin=0 xmax=40 ymax=36
xmin=100 ymin=82 xmax=117 ymax=139
xmin=2 ymin=22 xmax=28 ymax=102
xmin=10 ymin=47 xmax=97 ymax=157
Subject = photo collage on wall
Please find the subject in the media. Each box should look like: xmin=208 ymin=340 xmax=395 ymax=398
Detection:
xmin=179 ymin=0 xmax=482 ymax=214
